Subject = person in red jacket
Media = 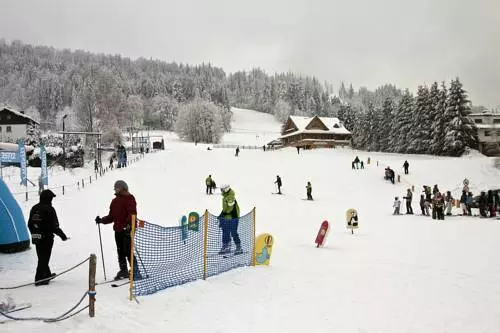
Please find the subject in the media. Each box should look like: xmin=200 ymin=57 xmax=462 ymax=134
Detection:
xmin=95 ymin=180 xmax=138 ymax=280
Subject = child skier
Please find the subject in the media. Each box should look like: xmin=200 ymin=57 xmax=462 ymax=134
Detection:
xmin=393 ymin=197 xmax=401 ymax=215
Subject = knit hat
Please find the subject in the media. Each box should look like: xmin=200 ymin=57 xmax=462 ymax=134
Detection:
xmin=220 ymin=184 xmax=230 ymax=193
xmin=114 ymin=180 xmax=129 ymax=192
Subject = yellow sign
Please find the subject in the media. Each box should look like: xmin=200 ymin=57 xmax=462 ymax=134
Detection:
xmin=254 ymin=233 xmax=274 ymax=266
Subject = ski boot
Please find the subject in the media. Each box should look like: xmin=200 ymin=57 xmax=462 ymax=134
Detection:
xmin=114 ymin=270 xmax=129 ymax=281
xmin=218 ymin=244 xmax=231 ymax=255
xmin=234 ymin=244 xmax=243 ymax=255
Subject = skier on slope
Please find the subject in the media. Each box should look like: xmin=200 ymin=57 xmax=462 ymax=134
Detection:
xmin=306 ymin=181 xmax=313 ymax=200
xmin=433 ymin=192 xmax=445 ymax=220
xmin=28 ymin=190 xmax=68 ymax=286
xmin=274 ymin=175 xmax=282 ymax=194
xmin=206 ymin=175 xmax=215 ymax=195
xmin=393 ymin=197 xmax=401 ymax=215
xmin=403 ymin=188 xmax=413 ymax=214
xmin=218 ymin=184 xmax=242 ymax=255
xmin=95 ymin=180 xmax=141 ymax=280
xmin=403 ymin=160 xmax=409 ymax=175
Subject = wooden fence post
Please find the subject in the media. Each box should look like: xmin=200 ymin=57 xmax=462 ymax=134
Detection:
xmin=89 ymin=254 xmax=97 ymax=318
xmin=62 ymin=186 xmax=65 ymax=195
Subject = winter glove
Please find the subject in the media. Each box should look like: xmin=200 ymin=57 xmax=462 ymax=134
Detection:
xmin=95 ymin=216 xmax=102 ymax=224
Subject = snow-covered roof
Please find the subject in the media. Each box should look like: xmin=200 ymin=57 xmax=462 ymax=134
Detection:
xmin=0 ymin=106 xmax=40 ymax=125
xmin=476 ymin=124 xmax=500 ymax=129
xmin=318 ymin=117 xmax=351 ymax=134
xmin=289 ymin=116 xmax=311 ymax=131
xmin=286 ymin=115 xmax=351 ymax=136
xmin=470 ymin=112 xmax=500 ymax=117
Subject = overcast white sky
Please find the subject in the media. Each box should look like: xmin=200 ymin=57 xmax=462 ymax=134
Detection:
xmin=1 ymin=0 xmax=499 ymax=107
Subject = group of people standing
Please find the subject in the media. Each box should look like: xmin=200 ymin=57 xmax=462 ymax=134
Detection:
xmin=468 ymin=190 xmax=499 ymax=218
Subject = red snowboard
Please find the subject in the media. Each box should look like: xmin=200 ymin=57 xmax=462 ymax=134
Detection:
xmin=315 ymin=221 xmax=330 ymax=247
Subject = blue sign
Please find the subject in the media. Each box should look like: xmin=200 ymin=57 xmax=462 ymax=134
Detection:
xmin=0 ymin=151 xmax=20 ymax=163
xmin=40 ymin=145 xmax=48 ymax=185
xmin=18 ymin=143 xmax=27 ymax=186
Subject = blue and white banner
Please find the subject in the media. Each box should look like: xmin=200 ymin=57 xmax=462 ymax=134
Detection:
xmin=18 ymin=143 xmax=27 ymax=186
xmin=40 ymin=145 xmax=48 ymax=185
xmin=0 ymin=151 xmax=20 ymax=163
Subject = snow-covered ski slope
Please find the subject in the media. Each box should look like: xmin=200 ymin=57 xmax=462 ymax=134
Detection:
xmin=2 ymin=108 xmax=500 ymax=332
xmin=219 ymin=107 xmax=281 ymax=146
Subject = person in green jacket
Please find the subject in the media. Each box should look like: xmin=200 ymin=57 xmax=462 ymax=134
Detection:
xmin=206 ymin=175 xmax=214 ymax=194
xmin=218 ymin=184 xmax=242 ymax=255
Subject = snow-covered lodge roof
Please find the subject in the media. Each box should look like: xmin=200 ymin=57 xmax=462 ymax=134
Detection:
xmin=0 ymin=106 xmax=40 ymax=125
xmin=281 ymin=115 xmax=351 ymax=138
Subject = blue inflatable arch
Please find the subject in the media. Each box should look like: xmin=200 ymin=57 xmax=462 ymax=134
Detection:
xmin=0 ymin=178 xmax=30 ymax=253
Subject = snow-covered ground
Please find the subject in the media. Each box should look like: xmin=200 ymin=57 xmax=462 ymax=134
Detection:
xmin=2 ymin=108 xmax=500 ymax=332
xmin=219 ymin=107 xmax=281 ymax=146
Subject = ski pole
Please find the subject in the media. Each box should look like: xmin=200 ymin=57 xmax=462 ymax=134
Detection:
xmin=97 ymin=223 xmax=107 ymax=280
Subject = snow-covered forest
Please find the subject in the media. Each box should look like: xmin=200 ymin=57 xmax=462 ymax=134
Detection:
xmin=0 ymin=40 xmax=479 ymax=154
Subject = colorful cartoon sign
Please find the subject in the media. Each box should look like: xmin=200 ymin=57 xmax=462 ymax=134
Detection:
xmin=180 ymin=215 xmax=187 ymax=242
xmin=254 ymin=233 xmax=274 ymax=266
xmin=188 ymin=212 xmax=200 ymax=231
xmin=346 ymin=208 xmax=359 ymax=234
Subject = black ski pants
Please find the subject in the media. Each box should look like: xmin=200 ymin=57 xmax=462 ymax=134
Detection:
xmin=35 ymin=237 xmax=54 ymax=284
xmin=115 ymin=230 xmax=137 ymax=272
xmin=406 ymin=201 xmax=413 ymax=214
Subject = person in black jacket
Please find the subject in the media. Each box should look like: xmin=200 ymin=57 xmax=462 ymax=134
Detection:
xmin=403 ymin=160 xmax=409 ymax=174
xmin=27 ymin=190 xmax=68 ymax=286
xmin=274 ymin=175 xmax=282 ymax=194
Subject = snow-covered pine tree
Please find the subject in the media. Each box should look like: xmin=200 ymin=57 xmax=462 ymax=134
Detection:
xmin=407 ymin=85 xmax=431 ymax=154
xmin=352 ymin=111 xmax=368 ymax=149
xmin=343 ymin=104 xmax=356 ymax=132
xmin=428 ymin=82 xmax=444 ymax=155
xmin=390 ymin=90 xmax=414 ymax=153
xmin=442 ymin=78 xmax=477 ymax=156
xmin=379 ymin=98 xmax=394 ymax=152
xmin=366 ymin=103 xmax=380 ymax=151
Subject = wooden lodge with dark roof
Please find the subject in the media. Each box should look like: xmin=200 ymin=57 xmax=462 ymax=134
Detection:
xmin=278 ymin=115 xmax=351 ymax=149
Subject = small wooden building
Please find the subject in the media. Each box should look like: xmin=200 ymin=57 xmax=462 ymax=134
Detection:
xmin=279 ymin=115 xmax=351 ymax=149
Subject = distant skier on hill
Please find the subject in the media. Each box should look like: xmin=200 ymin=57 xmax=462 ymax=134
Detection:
xmin=274 ymin=175 xmax=282 ymax=194
xmin=403 ymin=160 xmax=409 ymax=174
xmin=235 ymin=146 xmax=240 ymax=157
xmin=306 ymin=181 xmax=313 ymax=200
xmin=206 ymin=175 xmax=215 ymax=195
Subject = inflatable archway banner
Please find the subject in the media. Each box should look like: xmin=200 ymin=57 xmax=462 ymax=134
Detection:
xmin=0 ymin=178 xmax=30 ymax=253
xmin=254 ymin=233 xmax=274 ymax=266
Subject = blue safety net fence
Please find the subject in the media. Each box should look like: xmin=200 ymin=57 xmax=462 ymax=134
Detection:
xmin=132 ymin=210 xmax=254 ymax=296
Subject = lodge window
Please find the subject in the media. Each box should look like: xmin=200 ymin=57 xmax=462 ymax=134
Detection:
xmin=474 ymin=119 xmax=483 ymax=123
xmin=494 ymin=119 xmax=500 ymax=124
xmin=0 ymin=126 xmax=2 ymax=132
xmin=6 ymin=126 xmax=11 ymax=133
xmin=484 ymin=130 xmax=491 ymax=136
